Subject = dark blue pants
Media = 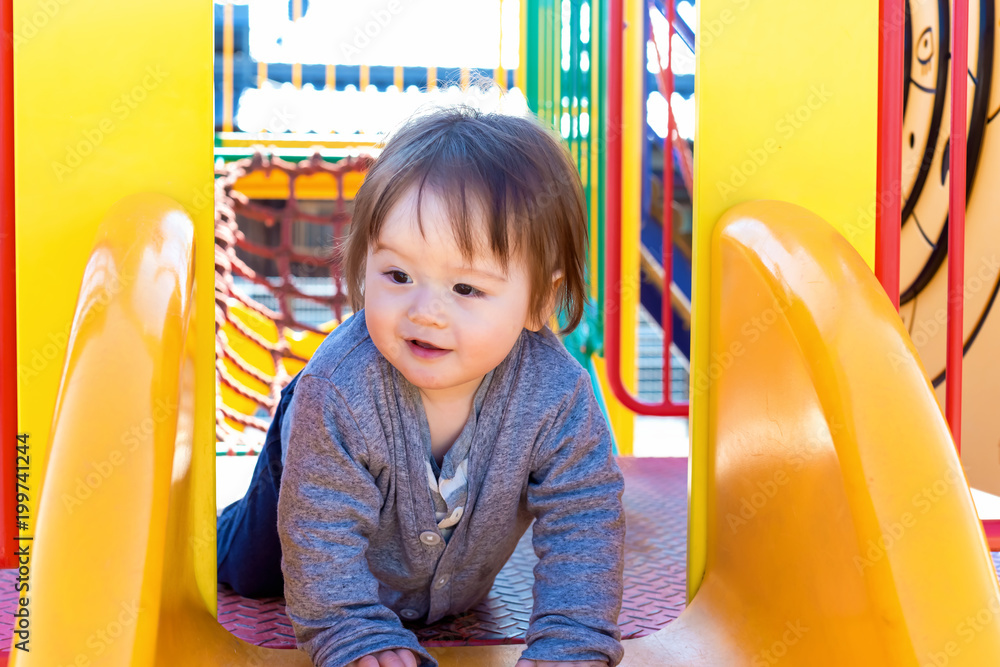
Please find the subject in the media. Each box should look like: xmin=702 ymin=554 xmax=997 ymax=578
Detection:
xmin=217 ymin=373 xmax=300 ymax=598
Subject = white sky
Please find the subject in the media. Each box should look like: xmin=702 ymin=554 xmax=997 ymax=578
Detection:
xmin=225 ymin=0 xmax=696 ymax=140
xmin=246 ymin=0 xmax=521 ymax=68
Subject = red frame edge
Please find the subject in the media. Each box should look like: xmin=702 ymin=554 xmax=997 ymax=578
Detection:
xmin=945 ymin=0 xmax=969 ymax=451
xmin=875 ymin=0 xmax=903 ymax=310
xmin=983 ymin=519 xmax=1000 ymax=552
xmin=1 ymin=0 xmax=19 ymax=568
xmin=605 ymin=0 xmax=687 ymax=417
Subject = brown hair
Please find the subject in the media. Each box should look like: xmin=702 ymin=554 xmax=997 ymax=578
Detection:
xmin=341 ymin=105 xmax=589 ymax=333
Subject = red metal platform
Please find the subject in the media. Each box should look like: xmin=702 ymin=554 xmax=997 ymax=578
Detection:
xmin=219 ymin=457 xmax=689 ymax=650
xmin=3 ymin=457 xmax=1000 ymax=660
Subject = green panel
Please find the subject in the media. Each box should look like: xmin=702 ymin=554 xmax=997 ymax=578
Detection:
xmin=525 ymin=0 xmax=539 ymax=113
xmin=594 ymin=0 xmax=606 ymax=343
xmin=526 ymin=0 xmax=605 ymax=356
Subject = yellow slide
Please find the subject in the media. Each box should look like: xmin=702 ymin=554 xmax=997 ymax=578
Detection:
xmin=615 ymin=201 xmax=1000 ymax=664
xmin=20 ymin=196 xmax=1000 ymax=665
xmin=14 ymin=194 xmax=313 ymax=666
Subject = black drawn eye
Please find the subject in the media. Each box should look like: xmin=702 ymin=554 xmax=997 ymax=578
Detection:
xmin=917 ymin=27 xmax=934 ymax=65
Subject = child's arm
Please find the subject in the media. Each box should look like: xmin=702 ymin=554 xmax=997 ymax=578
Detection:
xmin=277 ymin=374 xmax=436 ymax=667
xmin=518 ymin=372 xmax=626 ymax=667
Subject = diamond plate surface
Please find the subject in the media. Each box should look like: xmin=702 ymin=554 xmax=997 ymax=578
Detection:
xmin=215 ymin=457 xmax=691 ymax=647
xmin=217 ymin=591 xmax=297 ymax=649
xmin=0 ymin=568 xmax=18 ymax=661
xmin=8 ymin=459 xmax=1000 ymax=654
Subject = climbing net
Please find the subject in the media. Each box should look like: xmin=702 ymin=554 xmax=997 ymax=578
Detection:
xmin=214 ymin=150 xmax=373 ymax=454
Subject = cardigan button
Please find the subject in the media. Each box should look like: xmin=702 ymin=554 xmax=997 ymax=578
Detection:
xmin=419 ymin=531 xmax=441 ymax=546
xmin=400 ymin=609 xmax=420 ymax=620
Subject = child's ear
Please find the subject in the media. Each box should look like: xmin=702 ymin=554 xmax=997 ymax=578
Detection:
xmin=527 ymin=270 xmax=565 ymax=332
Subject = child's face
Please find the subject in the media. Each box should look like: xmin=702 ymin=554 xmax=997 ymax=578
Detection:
xmin=364 ymin=186 xmax=539 ymax=401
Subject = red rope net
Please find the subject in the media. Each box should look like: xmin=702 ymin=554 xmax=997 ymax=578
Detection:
xmin=214 ymin=150 xmax=373 ymax=453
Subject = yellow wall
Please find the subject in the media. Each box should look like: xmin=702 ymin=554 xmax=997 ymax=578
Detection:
xmin=14 ymin=0 xmax=213 ymax=532
xmin=690 ymin=0 xmax=879 ymax=597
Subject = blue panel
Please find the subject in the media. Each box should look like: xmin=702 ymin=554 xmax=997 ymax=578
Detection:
xmin=648 ymin=71 xmax=694 ymax=99
xmin=639 ymin=279 xmax=691 ymax=360
xmin=641 ymin=211 xmax=691 ymax=299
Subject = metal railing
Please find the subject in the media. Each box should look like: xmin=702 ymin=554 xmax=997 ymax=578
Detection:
xmin=876 ymin=1 xmax=968 ymax=452
xmin=605 ymin=0 xmax=688 ymax=416
xmin=877 ymin=0 xmax=990 ymax=544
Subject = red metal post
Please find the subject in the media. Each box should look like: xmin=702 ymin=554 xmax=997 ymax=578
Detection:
xmin=605 ymin=0 xmax=687 ymax=416
xmin=875 ymin=0 xmax=903 ymax=311
xmin=606 ymin=0 xmax=626 ymax=407
xmin=983 ymin=519 xmax=1000 ymax=551
xmin=1 ymin=0 xmax=19 ymax=567
xmin=946 ymin=0 xmax=969 ymax=451
xmin=652 ymin=1 xmax=676 ymax=401
xmin=648 ymin=4 xmax=693 ymax=194
xmin=661 ymin=95 xmax=674 ymax=407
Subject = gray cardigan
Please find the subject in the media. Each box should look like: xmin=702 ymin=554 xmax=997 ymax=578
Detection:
xmin=276 ymin=310 xmax=626 ymax=667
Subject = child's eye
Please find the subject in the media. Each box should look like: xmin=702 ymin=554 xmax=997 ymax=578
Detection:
xmin=384 ymin=270 xmax=411 ymax=284
xmin=453 ymin=283 xmax=484 ymax=298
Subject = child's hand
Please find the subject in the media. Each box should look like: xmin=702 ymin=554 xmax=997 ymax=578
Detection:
xmin=347 ymin=649 xmax=419 ymax=667
xmin=514 ymin=661 xmax=607 ymax=667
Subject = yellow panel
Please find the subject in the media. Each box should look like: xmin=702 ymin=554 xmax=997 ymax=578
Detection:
xmin=215 ymin=132 xmax=380 ymax=150
xmin=13 ymin=0 xmax=214 ymax=561
xmin=219 ymin=303 xmax=279 ymax=427
xmin=232 ymin=169 xmax=366 ymax=200
xmin=282 ymin=323 xmax=337 ymax=375
xmin=689 ymin=0 xmax=879 ymax=599
xmin=217 ymin=300 xmax=338 ymax=424
xmin=591 ymin=356 xmax=635 ymax=455
xmin=605 ymin=0 xmax=649 ymax=455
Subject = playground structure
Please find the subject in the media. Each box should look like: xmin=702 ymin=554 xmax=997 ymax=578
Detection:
xmin=5 ymin=0 xmax=1000 ymax=665
xmin=213 ymin=152 xmax=368 ymax=452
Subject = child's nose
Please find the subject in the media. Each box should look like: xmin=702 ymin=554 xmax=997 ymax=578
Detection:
xmin=407 ymin=287 xmax=447 ymax=328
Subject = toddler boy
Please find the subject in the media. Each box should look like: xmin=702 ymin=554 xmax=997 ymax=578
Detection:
xmin=219 ymin=105 xmax=625 ymax=667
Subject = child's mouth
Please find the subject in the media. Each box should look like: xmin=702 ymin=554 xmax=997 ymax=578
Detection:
xmin=407 ymin=339 xmax=449 ymax=359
